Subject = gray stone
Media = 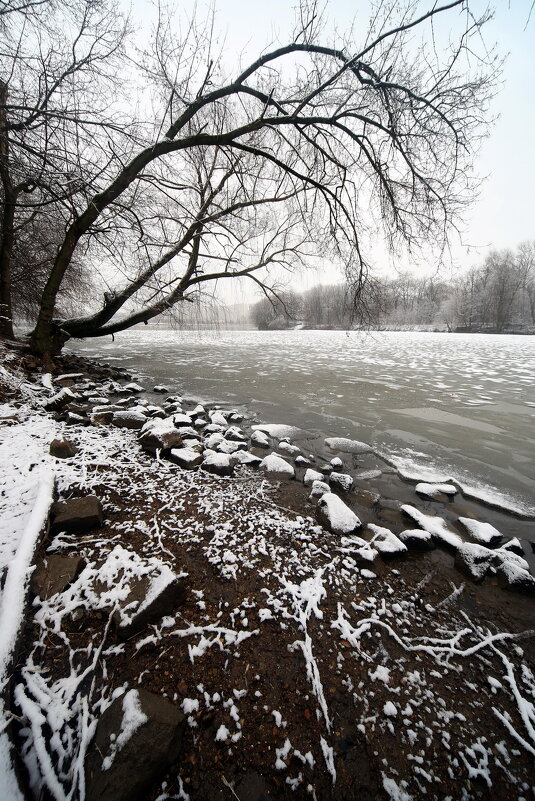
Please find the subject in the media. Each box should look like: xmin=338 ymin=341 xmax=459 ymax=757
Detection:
xmin=329 ymin=472 xmax=354 ymax=493
xmin=30 ymin=555 xmax=85 ymax=600
xmin=50 ymin=496 xmax=103 ymax=535
xmin=112 ymin=410 xmax=147 ymax=430
xmin=49 ymin=438 xmax=78 ymax=459
xmin=201 ymin=451 xmax=234 ymax=477
xmin=90 ymin=410 xmax=114 ymax=426
xmin=138 ymin=420 xmax=183 ymax=455
xmin=454 ymin=542 xmax=494 ymax=583
xmin=398 ymin=529 xmax=435 ymax=551
xmin=85 ymin=688 xmax=185 ymax=801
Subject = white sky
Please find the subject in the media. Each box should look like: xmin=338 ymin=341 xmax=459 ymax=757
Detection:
xmin=130 ymin=0 xmax=535 ymax=299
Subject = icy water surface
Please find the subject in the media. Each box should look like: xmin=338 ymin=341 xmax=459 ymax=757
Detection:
xmin=70 ymin=330 xmax=535 ymax=518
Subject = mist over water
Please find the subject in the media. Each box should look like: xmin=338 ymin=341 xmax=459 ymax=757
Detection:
xmin=70 ymin=329 xmax=535 ymax=518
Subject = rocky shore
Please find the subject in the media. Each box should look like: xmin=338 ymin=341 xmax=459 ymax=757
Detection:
xmin=0 ymin=338 xmax=534 ymax=801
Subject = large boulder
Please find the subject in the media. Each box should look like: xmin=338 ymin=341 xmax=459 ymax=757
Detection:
xmin=168 ymin=447 xmax=203 ymax=469
xmin=457 ymin=517 xmax=503 ymax=546
xmin=496 ymin=562 xmax=535 ymax=596
xmin=50 ymin=496 xmax=103 ymax=535
xmin=367 ymin=524 xmax=407 ymax=559
xmin=454 ymin=542 xmax=495 ymax=582
xmin=316 ymin=492 xmax=361 ymax=535
xmin=85 ymin=688 xmax=185 ymax=801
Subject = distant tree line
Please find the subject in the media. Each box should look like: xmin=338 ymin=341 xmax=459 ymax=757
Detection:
xmin=250 ymin=243 xmax=535 ymax=333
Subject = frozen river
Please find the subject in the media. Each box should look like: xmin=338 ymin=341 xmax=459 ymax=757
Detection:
xmin=70 ymin=329 xmax=535 ymax=519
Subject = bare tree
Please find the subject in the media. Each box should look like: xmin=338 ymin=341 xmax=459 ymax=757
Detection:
xmin=0 ymin=0 xmax=499 ymax=358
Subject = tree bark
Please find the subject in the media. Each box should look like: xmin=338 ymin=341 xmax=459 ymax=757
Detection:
xmin=0 ymin=81 xmax=15 ymax=339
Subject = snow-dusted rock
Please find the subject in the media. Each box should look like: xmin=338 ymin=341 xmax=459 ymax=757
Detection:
xmin=232 ymin=450 xmax=262 ymax=468
xmin=113 ymin=568 xmax=186 ymax=639
xmin=260 ymin=453 xmax=295 ymax=479
xmin=415 ymin=482 xmax=457 ymax=499
xmin=172 ymin=412 xmax=193 ymax=428
xmin=295 ymin=455 xmax=311 ymax=466
xmin=454 ymin=542 xmax=495 ymax=583
xmin=500 ymin=537 xmax=524 ymax=556
xmin=168 ymin=447 xmax=203 ymax=469
xmin=458 ymin=517 xmax=503 ymax=546
xmin=202 ymin=451 xmax=234 ymax=477
xmin=308 ymin=479 xmax=330 ymax=499
xmin=204 ymin=432 xmax=225 ymax=450
xmin=367 ymin=524 xmax=407 ymax=559
xmin=397 ymin=529 xmax=435 ymax=551
xmin=496 ymin=562 xmax=535 ymax=595
xmin=225 ymin=426 xmax=247 ymax=442
xmin=138 ymin=418 xmax=183 ymax=454
xmin=123 ymin=382 xmax=143 ymax=393
xmin=278 ymin=441 xmax=301 ymax=457
xmin=329 ymin=457 xmax=343 ymax=469
xmin=90 ymin=410 xmax=114 ymax=426
xmin=217 ymin=439 xmax=247 ymax=455
xmin=250 ymin=430 xmax=270 ymax=448
xmin=316 ymin=492 xmax=361 ymax=535
xmin=303 ymin=468 xmax=324 ymax=486
xmin=401 ymin=505 xmax=463 ymax=550
xmin=210 ymin=410 xmax=228 ymax=427
xmin=112 ymin=410 xmax=147 ymax=430
xmin=492 ymin=547 xmax=530 ymax=573
xmin=153 ymin=385 xmax=169 ymax=393
xmin=85 ymin=688 xmax=185 ymax=801
xmin=252 ymin=423 xmax=300 ymax=440
xmin=43 ymin=387 xmax=77 ymax=411
xmin=325 ymin=437 xmax=371 ymax=454
xmin=329 ymin=472 xmax=353 ymax=493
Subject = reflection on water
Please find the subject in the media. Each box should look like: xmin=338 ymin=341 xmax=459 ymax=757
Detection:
xmin=70 ymin=329 xmax=535 ymax=517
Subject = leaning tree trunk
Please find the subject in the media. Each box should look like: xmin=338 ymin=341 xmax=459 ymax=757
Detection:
xmin=0 ymin=81 xmax=15 ymax=339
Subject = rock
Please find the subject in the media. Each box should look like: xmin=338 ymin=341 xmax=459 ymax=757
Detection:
xmin=367 ymin=524 xmax=407 ymax=559
xmin=204 ymin=432 xmax=225 ymax=449
xmin=325 ymin=437 xmax=371 ymax=454
xmin=303 ymin=468 xmax=324 ymax=486
xmin=454 ymin=542 xmax=494 ymax=582
xmin=123 ymin=382 xmax=144 ymax=392
xmin=232 ymin=451 xmax=262 ymax=468
xmin=86 ymin=396 xmax=110 ymax=405
xmin=91 ymin=410 xmax=114 ymax=426
xmin=400 ymin=505 xmax=463 ymax=551
xmin=112 ymin=410 xmax=147 ymax=430
xmin=202 ymin=451 xmax=234 ymax=476
xmin=316 ymin=492 xmax=361 ymax=535
xmin=339 ymin=535 xmax=380 ymax=567
xmin=209 ymin=410 xmax=228 ymax=427
xmin=295 ymin=455 xmax=311 ymax=466
xmin=50 ymin=496 xmax=103 ymax=535
xmin=225 ymin=426 xmax=247 ymax=442
xmin=85 ymin=688 xmax=185 ymax=801
xmin=173 ymin=412 xmax=193 ymax=427
xmin=496 ymin=562 xmax=535 ymax=596
xmin=49 ymin=438 xmax=78 ymax=459
xmin=251 ymin=430 xmax=270 ymax=448
xmin=278 ymin=441 xmax=301 ymax=457
xmin=153 ymin=385 xmax=169 ymax=393
xmin=30 ymin=555 xmax=85 ymax=600
xmin=329 ymin=472 xmax=354 ymax=493
xmin=65 ymin=412 xmax=87 ymax=425
xmin=168 ymin=447 xmax=203 ymax=469
xmin=260 ymin=453 xmax=295 ymax=480
xmin=353 ymin=489 xmax=380 ymax=509
xmin=500 ymin=537 xmax=524 ymax=556
xmin=330 ymin=457 xmax=343 ymax=469
xmin=217 ymin=439 xmax=247 ymax=454
xmin=138 ymin=418 xmax=183 ymax=455
xmin=308 ymin=479 xmax=330 ymax=499
xmin=43 ymin=387 xmax=77 ymax=411
xmin=415 ymin=482 xmax=457 ymax=499
xmin=113 ymin=572 xmax=186 ymax=639
xmin=457 ymin=517 xmax=503 ymax=546
xmin=397 ymin=529 xmax=435 ymax=551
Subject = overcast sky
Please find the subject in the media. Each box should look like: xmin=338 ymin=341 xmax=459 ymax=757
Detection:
xmin=132 ymin=0 xmax=535 ymax=296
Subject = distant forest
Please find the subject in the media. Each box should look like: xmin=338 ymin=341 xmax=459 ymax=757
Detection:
xmin=251 ymin=243 xmax=535 ymax=333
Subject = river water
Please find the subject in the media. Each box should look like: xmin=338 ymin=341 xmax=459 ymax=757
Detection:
xmin=69 ymin=329 xmax=535 ymax=521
